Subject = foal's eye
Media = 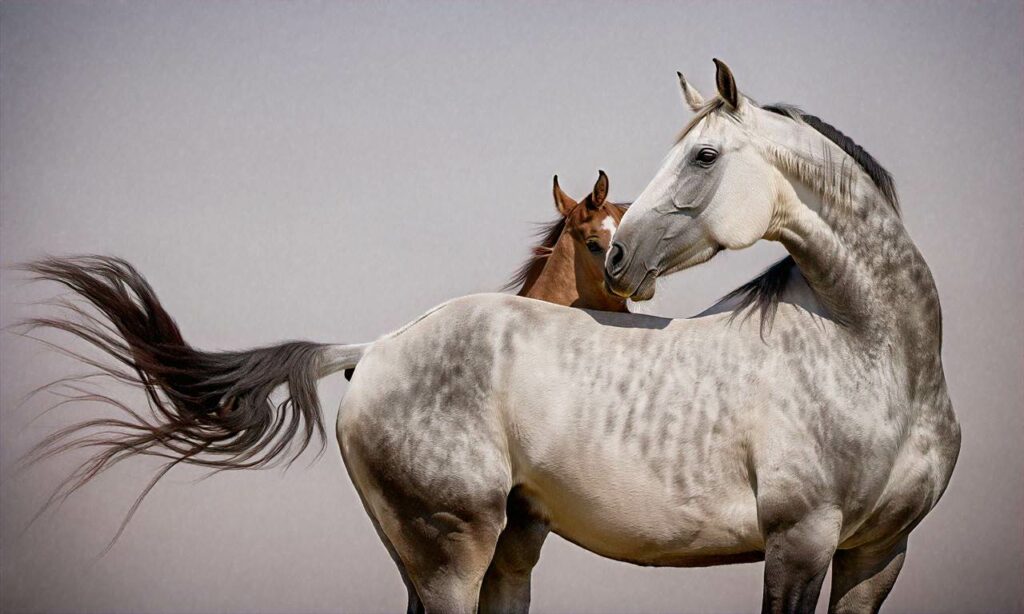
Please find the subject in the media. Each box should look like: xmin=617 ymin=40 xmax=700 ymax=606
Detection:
xmin=695 ymin=147 xmax=719 ymax=166
xmin=586 ymin=241 xmax=603 ymax=253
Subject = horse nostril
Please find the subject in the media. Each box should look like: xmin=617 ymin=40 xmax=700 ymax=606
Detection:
xmin=607 ymin=242 xmax=626 ymax=274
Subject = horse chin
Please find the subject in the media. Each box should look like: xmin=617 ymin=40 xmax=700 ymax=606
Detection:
xmin=629 ymin=243 xmax=722 ymax=302
xmin=630 ymin=271 xmax=658 ymax=301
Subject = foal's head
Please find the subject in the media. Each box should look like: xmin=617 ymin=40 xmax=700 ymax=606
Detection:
xmin=509 ymin=171 xmax=628 ymax=312
xmin=553 ymin=170 xmax=625 ymax=264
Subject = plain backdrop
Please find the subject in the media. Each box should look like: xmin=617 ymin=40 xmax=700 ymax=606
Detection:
xmin=1 ymin=2 xmax=1021 ymax=613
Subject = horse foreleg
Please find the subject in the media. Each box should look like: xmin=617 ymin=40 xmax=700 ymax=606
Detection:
xmin=827 ymin=535 xmax=907 ymax=614
xmin=760 ymin=508 xmax=842 ymax=614
xmin=479 ymin=488 xmax=548 ymax=614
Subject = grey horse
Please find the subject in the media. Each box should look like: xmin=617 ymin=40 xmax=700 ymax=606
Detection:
xmin=23 ymin=60 xmax=958 ymax=613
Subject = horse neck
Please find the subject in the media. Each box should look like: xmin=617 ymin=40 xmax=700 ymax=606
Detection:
xmin=520 ymin=236 xmax=628 ymax=312
xmin=772 ymin=173 xmax=941 ymax=353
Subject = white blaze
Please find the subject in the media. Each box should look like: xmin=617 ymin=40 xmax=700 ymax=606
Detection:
xmin=601 ymin=216 xmax=618 ymax=241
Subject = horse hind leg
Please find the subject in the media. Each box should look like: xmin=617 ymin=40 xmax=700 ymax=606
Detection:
xmin=479 ymin=487 xmax=549 ymax=614
xmin=346 ymin=468 xmax=506 ymax=613
xmin=363 ymin=505 xmax=425 ymax=614
xmin=343 ymin=439 xmax=510 ymax=613
xmin=339 ymin=445 xmax=425 ymax=612
xmin=390 ymin=500 xmax=506 ymax=614
xmin=827 ymin=535 xmax=907 ymax=614
xmin=342 ymin=460 xmax=507 ymax=613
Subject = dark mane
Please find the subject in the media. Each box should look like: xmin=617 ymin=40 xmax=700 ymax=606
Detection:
xmin=721 ymin=104 xmax=899 ymax=336
xmin=719 ymin=255 xmax=798 ymax=337
xmin=502 ymin=216 xmax=566 ymax=293
xmin=763 ymin=103 xmax=900 ymax=212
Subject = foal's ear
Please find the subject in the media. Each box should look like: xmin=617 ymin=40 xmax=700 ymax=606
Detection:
xmin=677 ymin=71 xmax=705 ymax=112
xmin=588 ymin=170 xmax=609 ymax=210
xmin=713 ymin=58 xmax=740 ymax=110
xmin=552 ymin=175 xmax=577 ymax=217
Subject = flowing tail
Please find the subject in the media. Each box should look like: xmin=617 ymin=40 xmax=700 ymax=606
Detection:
xmin=18 ymin=256 xmax=364 ymax=538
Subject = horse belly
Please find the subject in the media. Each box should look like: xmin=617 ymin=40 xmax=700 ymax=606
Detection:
xmin=514 ymin=437 xmax=762 ymax=565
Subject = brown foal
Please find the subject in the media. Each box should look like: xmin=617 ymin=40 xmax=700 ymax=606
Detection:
xmin=349 ymin=171 xmax=627 ymax=379
xmin=506 ymin=170 xmax=629 ymax=312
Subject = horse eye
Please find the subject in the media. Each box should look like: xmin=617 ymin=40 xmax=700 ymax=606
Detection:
xmin=695 ymin=147 xmax=719 ymax=166
xmin=586 ymin=241 xmax=603 ymax=253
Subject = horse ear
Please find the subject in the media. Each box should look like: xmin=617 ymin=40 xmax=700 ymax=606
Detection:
xmin=588 ymin=170 xmax=609 ymax=210
xmin=713 ymin=58 xmax=740 ymax=110
xmin=552 ymin=175 xmax=577 ymax=217
xmin=677 ymin=71 xmax=705 ymax=112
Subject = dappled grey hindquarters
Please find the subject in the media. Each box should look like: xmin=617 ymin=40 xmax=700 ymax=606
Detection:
xmin=1 ymin=2 xmax=1021 ymax=614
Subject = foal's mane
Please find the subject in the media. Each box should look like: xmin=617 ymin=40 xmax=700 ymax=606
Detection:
xmin=719 ymin=102 xmax=900 ymax=334
xmin=502 ymin=216 xmax=567 ymax=293
xmin=503 ymin=202 xmax=629 ymax=293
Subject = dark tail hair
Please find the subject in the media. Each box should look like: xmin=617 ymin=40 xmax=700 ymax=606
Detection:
xmin=18 ymin=256 xmax=346 ymax=544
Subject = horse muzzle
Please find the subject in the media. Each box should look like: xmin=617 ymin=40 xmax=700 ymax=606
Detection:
xmin=604 ymin=241 xmax=658 ymax=301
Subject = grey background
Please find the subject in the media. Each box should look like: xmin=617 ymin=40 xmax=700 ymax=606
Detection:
xmin=1 ymin=2 xmax=1021 ymax=612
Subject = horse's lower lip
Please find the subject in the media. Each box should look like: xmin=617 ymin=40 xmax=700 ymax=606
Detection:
xmin=630 ymin=271 xmax=657 ymax=301
xmin=605 ymin=274 xmax=634 ymax=299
